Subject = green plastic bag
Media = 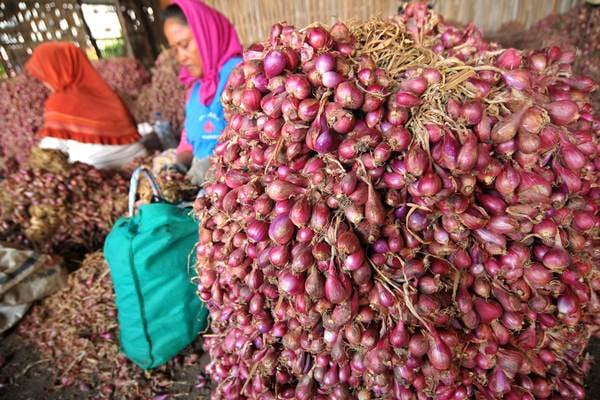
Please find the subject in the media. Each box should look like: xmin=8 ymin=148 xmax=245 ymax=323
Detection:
xmin=104 ymin=167 xmax=207 ymax=370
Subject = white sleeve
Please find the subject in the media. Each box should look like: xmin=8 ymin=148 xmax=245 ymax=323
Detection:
xmin=39 ymin=137 xmax=69 ymax=153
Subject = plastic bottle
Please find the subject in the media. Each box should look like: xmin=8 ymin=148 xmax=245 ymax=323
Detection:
xmin=153 ymin=112 xmax=178 ymax=149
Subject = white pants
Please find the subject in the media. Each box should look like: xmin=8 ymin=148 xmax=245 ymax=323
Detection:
xmin=39 ymin=137 xmax=147 ymax=170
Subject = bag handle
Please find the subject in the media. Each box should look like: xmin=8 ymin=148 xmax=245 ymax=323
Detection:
xmin=128 ymin=166 xmax=164 ymax=217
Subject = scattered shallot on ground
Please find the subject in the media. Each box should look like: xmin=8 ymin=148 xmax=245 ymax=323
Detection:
xmin=17 ymin=252 xmax=211 ymax=399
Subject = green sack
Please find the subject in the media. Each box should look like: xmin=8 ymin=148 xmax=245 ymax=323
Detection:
xmin=104 ymin=167 xmax=207 ymax=370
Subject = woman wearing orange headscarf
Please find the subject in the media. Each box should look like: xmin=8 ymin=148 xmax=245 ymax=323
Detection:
xmin=25 ymin=42 xmax=146 ymax=169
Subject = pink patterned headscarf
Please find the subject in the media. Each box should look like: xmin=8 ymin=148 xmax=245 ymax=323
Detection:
xmin=171 ymin=0 xmax=242 ymax=105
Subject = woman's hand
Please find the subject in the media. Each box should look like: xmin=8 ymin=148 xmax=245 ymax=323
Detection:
xmin=163 ymin=163 xmax=188 ymax=174
xmin=176 ymin=150 xmax=194 ymax=168
xmin=186 ymin=157 xmax=211 ymax=185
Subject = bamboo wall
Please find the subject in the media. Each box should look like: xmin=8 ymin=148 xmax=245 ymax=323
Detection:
xmin=2 ymin=0 xmax=585 ymax=77
xmin=0 ymin=0 xmax=161 ymax=78
xmin=201 ymin=0 xmax=583 ymax=45
xmin=0 ymin=0 xmax=93 ymax=77
xmin=434 ymin=0 xmax=582 ymax=32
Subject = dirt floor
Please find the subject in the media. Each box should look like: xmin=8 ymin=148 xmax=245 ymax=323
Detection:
xmin=0 ymin=330 xmax=211 ymax=400
xmin=586 ymin=339 xmax=600 ymax=396
xmin=2 ymin=327 xmax=600 ymax=399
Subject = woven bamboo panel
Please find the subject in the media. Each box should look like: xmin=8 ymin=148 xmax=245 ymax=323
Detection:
xmin=0 ymin=0 xmax=162 ymax=78
xmin=434 ymin=0 xmax=582 ymax=32
xmin=203 ymin=0 xmax=398 ymax=45
xmin=0 ymin=0 xmax=94 ymax=77
xmin=201 ymin=0 xmax=583 ymax=45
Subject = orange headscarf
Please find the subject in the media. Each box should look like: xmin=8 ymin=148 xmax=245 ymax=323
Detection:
xmin=25 ymin=42 xmax=140 ymax=145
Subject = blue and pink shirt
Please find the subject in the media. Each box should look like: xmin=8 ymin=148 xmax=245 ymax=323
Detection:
xmin=176 ymin=57 xmax=241 ymax=158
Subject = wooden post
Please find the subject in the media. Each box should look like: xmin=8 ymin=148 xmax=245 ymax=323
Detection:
xmin=114 ymin=0 xmax=135 ymax=58
xmin=76 ymin=0 xmax=101 ymax=59
xmin=0 ymin=55 xmax=11 ymax=79
xmin=134 ymin=1 xmax=158 ymax=58
xmin=148 ymin=0 xmax=168 ymax=49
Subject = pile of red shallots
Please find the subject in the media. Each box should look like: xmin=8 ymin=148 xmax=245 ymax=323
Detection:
xmin=0 ymin=72 xmax=48 ymax=170
xmin=133 ymin=49 xmax=187 ymax=135
xmin=496 ymin=3 xmax=600 ymax=111
xmin=94 ymin=56 xmax=151 ymax=114
xmin=533 ymin=3 xmax=600 ymax=111
xmin=0 ymin=149 xmax=130 ymax=258
xmin=526 ymin=3 xmax=600 ymax=64
xmin=195 ymin=3 xmax=599 ymax=399
xmin=94 ymin=57 xmax=150 ymax=95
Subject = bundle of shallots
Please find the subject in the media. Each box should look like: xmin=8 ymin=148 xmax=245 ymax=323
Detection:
xmin=195 ymin=3 xmax=599 ymax=399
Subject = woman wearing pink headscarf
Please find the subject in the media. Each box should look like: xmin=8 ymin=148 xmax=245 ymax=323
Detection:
xmin=162 ymin=0 xmax=242 ymax=183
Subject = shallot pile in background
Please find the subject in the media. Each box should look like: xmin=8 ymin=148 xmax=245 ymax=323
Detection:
xmin=94 ymin=56 xmax=151 ymax=115
xmin=195 ymin=3 xmax=599 ymax=399
xmin=0 ymin=72 xmax=49 ymax=170
xmin=94 ymin=57 xmax=151 ymax=95
xmin=0 ymin=148 xmax=199 ymax=261
xmin=133 ymin=49 xmax=187 ymax=136
xmin=0 ymin=149 xmax=130 ymax=260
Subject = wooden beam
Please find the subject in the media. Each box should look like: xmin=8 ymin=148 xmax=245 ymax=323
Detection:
xmin=0 ymin=56 xmax=11 ymax=79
